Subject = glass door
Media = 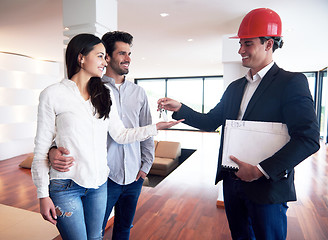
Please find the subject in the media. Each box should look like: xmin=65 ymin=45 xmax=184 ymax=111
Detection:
xmin=319 ymin=70 xmax=328 ymax=143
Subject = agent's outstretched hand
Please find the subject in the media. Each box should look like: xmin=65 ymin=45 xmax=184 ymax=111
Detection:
xmin=157 ymin=97 xmax=182 ymax=112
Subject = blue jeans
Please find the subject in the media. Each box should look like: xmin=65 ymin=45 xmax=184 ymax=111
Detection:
xmin=49 ymin=179 xmax=107 ymax=240
xmin=102 ymin=178 xmax=144 ymax=240
xmin=223 ymin=175 xmax=288 ymax=240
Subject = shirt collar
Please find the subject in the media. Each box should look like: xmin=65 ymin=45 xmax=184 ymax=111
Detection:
xmin=61 ymin=79 xmax=80 ymax=94
xmin=245 ymin=61 xmax=274 ymax=83
xmin=102 ymin=75 xmax=126 ymax=87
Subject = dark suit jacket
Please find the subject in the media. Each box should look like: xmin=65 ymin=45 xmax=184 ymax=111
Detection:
xmin=173 ymin=63 xmax=320 ymax=204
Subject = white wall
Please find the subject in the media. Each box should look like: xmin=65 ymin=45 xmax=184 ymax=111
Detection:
xmin=0 ymin=0 xmax=64 ymax=160
xmin=0 ymin=53 xmax=61 ymax=160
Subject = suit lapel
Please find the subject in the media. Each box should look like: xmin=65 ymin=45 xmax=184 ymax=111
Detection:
xmin=243 ymin=64 xmax=280 ymax=119
xmin=231 ymin=78 xmax=248 ymax=119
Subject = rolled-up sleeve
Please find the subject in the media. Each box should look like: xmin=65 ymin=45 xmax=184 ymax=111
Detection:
xmin=107 ymin=92 xmax=157 ymax=144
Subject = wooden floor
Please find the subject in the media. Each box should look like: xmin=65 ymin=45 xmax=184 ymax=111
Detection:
xmin=0 ymin=130 xmax=327 ymax=240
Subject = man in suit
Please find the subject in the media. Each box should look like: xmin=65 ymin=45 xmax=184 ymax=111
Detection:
xmin=158 ymin=8 xmax=320 ymax=240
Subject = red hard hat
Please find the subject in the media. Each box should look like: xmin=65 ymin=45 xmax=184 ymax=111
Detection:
xmin=230 ymin=8 xmax=282 ymax=39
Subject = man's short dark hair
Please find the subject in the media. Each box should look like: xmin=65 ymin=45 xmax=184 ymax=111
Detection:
xmin=259 ymin=37 xmax=284 ymax=52
xmin=102 ymin=31 xmax=133 ymax=57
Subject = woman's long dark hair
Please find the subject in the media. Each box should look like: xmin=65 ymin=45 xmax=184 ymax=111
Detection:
xmin=66 ymin=33 xmax=111 ymax=119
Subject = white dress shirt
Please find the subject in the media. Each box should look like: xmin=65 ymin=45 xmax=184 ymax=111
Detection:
xmin=238 ymin=62 xmax=274 ymax=178
xmin=32 ymin=79 xmax=157 ymax=198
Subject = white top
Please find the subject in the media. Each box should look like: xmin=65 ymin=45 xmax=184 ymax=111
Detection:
xmin=237 ymin=61 xmax=274 ymax=120
xmin=31 ymin=79 xmax=157 ymax=198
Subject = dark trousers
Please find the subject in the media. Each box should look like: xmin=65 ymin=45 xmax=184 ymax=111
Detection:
xmin=223 ymin=174 xmax=288 ymax=240
xmin=102 ymin=177 xmax=144 ymax=240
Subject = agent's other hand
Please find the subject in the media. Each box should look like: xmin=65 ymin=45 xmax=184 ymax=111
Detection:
xmin=229 ymin=155 xmax=264 ymax=182
xmin=156 ymin=119 xmax=184 ymax=130
xmin=157 ymin=97 xmax=182 ymax=112
xmin=49 ymin=147 xmax=75 ymax=172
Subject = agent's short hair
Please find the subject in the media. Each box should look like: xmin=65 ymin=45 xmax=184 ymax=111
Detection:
xmin=259 ymin=36 xmax=284 ymax=52
xmin=260 ymin=37 xmax=284 ymax=52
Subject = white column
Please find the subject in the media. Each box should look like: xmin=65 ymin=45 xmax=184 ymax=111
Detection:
xmin=62 ymin=0 xmax=118 ymax=222
xmin=216 ymin=35 xmax=248 ymax=204
xmin=222 ymin=35 xmax=248 ymax=88
xmin=62 ymin=0 xmax=118 ymax=44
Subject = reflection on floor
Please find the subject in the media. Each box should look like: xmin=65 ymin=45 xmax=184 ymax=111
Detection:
xmin=146 ymin=148 xmax=196 ymax=187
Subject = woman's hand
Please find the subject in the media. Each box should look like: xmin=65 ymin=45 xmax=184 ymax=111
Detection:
xmin=40 ymin=197 xmax=57 ymax=225
xmin=156 ymin=119 xmax=184 ymax=130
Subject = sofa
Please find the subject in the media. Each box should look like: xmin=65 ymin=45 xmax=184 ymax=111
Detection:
xmin=149 ymin=140 xmax=181 ymax=176
xmin=19 ymin=140 xmax=182 ymax=177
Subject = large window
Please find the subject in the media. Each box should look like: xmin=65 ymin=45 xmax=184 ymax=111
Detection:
xmin=204 ymin=77 xmax=225 ymax=113
xmin=304 ymin=70 xmax=328 ymax=142
xmin=137 ymin=71 xmax=328 ymax=139
xmin=304 ymin=72 xmax=316 ymax=100
xmin=136 ymin=76 xmax=224 ymax=130
xmin=137 ymin=79 xmax=166 ymax=124
xmin=318 ymin=70 xmax=328 ymax=141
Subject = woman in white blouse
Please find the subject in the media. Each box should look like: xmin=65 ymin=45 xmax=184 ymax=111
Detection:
xmin=31 ymin=33 xmax=181 ymax=240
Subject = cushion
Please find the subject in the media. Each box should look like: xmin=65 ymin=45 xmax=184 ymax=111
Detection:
xmin=19 ymin=154 xmax=34 ymax=169
xmin=152 ymin=157 xmax=177 ymax=170
xmin=155 ymin=141 xmax=181 ymax=159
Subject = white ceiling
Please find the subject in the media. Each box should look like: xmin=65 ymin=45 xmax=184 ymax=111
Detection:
xmin=0 ymin=0 xmax=327 ymax=79
xmin=117 ymin=0 xmax=328 ymax=78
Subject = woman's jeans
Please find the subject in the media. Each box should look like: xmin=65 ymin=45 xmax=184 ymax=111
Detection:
xmin=49 ymin=179 xmax=107 ymax=240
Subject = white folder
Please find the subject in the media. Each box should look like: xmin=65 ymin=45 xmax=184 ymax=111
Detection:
xmin=221 ymin=120 xmax=290 ymax=171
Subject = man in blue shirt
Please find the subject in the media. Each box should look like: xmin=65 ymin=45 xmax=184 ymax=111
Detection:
xmin=49 ymin=31 xmax=154 ymax=240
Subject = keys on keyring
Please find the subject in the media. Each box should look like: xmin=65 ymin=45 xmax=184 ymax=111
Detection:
xmin=159 ymin=108 xmax=168 ymax=121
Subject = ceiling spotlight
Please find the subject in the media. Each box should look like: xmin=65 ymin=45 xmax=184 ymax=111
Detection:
xmin=160 ymin=13 xmax=169 ymax=17
xmin=187 ymin=39 xmax=194 ymax=42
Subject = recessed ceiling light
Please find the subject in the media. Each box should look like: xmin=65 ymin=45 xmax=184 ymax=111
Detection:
xmin=160 ymin=13 xmax=169 ymax=17
xmin=187 ymin=39 xmax=194 ymax=42
xmin=64 ymin=27 xmax=69 ymax=31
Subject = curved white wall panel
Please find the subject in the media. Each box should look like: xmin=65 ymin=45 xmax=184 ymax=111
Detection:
xmin=0 ymin=106 xmax=37 ymax=124
xmin=0 ymin=52 xmax=60 ymax=75
xmin=0 ymin=69 xmax=59 ymax=89
xmin=0 ymin=122 xmax=37 ymax=142
xmin=0 ymin=52 xmax=60 ymax=160
xmin=0 ymin=138 xmax=35 ymax=161
xmin=0 ymin=88 xmax=41 ymax=106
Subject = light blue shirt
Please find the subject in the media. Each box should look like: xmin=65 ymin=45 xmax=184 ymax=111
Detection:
xmin=102 ymin=75 xmax=155 ymax=185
